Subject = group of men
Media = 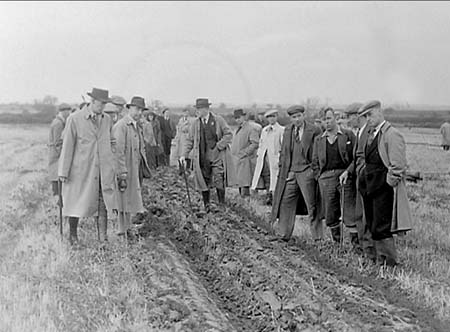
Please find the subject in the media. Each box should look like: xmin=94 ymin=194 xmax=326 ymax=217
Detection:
xmin=49 ymin=90 xmax=412 ymax=266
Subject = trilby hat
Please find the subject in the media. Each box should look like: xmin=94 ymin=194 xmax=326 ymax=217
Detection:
xmin=126 ymin=96 xmax=148 ymax=110
xmin=195 ymin=98 xmax=212 ymax=109
xmin=87 ymin=87 xmax=111 ymax=103
xmin=358 ymin=100 xmax=381 ymax=117
xmin=233 ymin=108 xmax=246 ymax=118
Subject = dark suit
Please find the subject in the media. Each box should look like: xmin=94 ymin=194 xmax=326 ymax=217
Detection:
xmin=158 ymin=115 xmax=176 ymax=165
xmin=271 ymin=122 xmax=323 ymax=240
xmin=312 ymin=129 xmax=356 ymax=229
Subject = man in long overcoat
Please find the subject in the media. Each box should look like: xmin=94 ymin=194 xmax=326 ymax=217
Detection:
xmin=48 ymin=103 xmax=72 ymax=195
xmin=230 ymin=109 xmax=260 ymax=197
xmin=58 ymin=88 xmax=117 ymax=244
xmin=357 ymin=100 xmax=412 ymax=266
xmin=271 ymin=105 xmax=323 ymax=241
xmin=112 ymin=96 xmax=151 ymax=237
xmin=143 ymin=111 xmax=164 ymax=170
xmin=174 ymin=107 xmax=196 ymax=172
xmin=251 ymin=109 xmax=284 ymax=205
xmin=180 ymin=98 xmax=233 ymax=212
xmin=312 ymin=108 xmax=356 ymax=243
xmin=339 ymin=103 xmax=375 ymax=259
xmin=440 ymin=121 xmax=450 ymax=151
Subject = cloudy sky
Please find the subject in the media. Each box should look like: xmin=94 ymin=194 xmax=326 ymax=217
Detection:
xmin=2 ymin=1 xmax=450 ymax=106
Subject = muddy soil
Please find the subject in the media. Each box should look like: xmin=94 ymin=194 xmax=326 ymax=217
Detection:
xmin=138 ymin=168 xmax=447 ymax=332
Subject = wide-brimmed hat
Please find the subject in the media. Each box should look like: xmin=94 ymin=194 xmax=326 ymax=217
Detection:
xmin=358 ymin=100 xmax=381 ymax=117
xmin=286 ymin=105 xmax=305 ymax=116
xmin=344 ymin=102 xmax=363 ymax=115
xmin=195 ymin=98 xmax=212 ymax=109
xmin=58 ymin=103 xmax=72 ymax=112
xmin=233 ymin=108 xmax=246 ymax=118
xmin=264 ymin=109 xmax=278 ymax=117
xmin=110 ymin=95 xmax=126 ymax=106
xmin=87 ymin=88 xmax=111 ymax=103
xmin=126 ymin=96 xmax=148 ymax=110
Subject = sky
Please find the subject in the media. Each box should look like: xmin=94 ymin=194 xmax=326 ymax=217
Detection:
xmin=2 ymin=1 xmax=450 ymax=107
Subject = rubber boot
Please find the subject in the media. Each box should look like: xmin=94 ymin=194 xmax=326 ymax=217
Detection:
xmin=375 ymin=237 xmax=398 ymax=267
xmin=68 ymin=217 xmax=79 ymax=245
xmin=98 ymin=216 xmax=108 ymax=242
xmin=330 ymin=224 xmax=341 ymax=243
xmin=216 ymin=188 xmax=226 ymax=204
xmin=202 ymin=190 xmax=211 ymax=213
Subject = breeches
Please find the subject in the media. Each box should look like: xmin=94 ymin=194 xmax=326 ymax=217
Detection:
xmin=200 ymin=150 xmax=225 ymax=190
xmin=362 ymin=183 xmax=394 ymax=240
xmin=318 ymin=169 xmax=356 ymax=229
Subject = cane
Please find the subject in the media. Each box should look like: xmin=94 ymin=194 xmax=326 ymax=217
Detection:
xmin=58 ymin=180 xmax=64 ymax=240
xmin=340 ymin=184 xmax=345 ymax=249
xmin=178 ymin=160 xmax=194 ymax=213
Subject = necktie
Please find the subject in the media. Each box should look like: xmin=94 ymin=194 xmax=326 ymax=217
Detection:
xmin=367 ymin=128 xmax=375 ymax=146
xmin=295 ymin=126 xmax=300 ymax=142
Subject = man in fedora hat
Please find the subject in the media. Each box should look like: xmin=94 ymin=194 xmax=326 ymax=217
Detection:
xmin=356 ymin=100 xmax=412 ymax=266
xmin=112 ymin=96 xmax=151 ymax=238
xmin=58 ymin=87 xmax=118 ymax=245
xmin=230 ymin=109 xmax=260 ymax=197
xmin=251 ymin=109 xmax=285 ymax=205
xmin=339 ymin=102 xmax=375 ymax=258
xmin=271 ymin=105 xmax=323 ymax=242
xmin=180 ymin=98 xmax=232 ymax=212
xmin=48 ymin=103 xmax=72 ymax=196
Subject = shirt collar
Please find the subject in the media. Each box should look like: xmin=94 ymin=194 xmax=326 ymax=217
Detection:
xmin=321 ymin=126 xmax=343 ymax=138
xmin=373 ymin=120 xmax=386 ymax=136
xmin=85 ymin=105 xmax=104 ymax=120
xmin=202 ymin=112 xmax=210 ymax=123
xmin=126 ymin=114 xmax=137 ymax=128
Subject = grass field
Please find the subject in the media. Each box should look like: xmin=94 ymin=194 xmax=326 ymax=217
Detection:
xmin=0 ymin=123 xmax=449 ymax=331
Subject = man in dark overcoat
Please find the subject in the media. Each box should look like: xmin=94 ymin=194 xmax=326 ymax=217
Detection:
xmin=271 ymin=105 xmax=323 ymax=241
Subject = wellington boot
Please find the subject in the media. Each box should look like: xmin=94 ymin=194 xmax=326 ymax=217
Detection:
xmin=216 ymin=188 xmax=226 ymax=204
xmin=202 ymin=190 xmax=211 ymax=213
xmin=375 ymin=237 xmax=398 ymax=267
xmin=68 ymin=217 xmax=79 ymax=245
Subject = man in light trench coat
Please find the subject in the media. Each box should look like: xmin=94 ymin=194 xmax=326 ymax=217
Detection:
xmin=180 ymin=98 xmax=233 ymax=212
xmin=356 ymin=100 xmax=413 ymax=266
xmin=112 ymin=96 xmax=151 ymax=237
xmin=251 ymin=109 xmax=284 ymax=205
xmin=230 ymin=109 xmax=260 ymax=197
xmin=58 ymin=88 xmax=118 ymax=245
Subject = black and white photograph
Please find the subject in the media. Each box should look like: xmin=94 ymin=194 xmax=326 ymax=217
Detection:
xmin=1 ymin=1 xmax=450 ymax=331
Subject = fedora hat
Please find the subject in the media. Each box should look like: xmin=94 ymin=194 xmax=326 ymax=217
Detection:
xmin=87 ymin=88 xmax=111 ymax=103
xmin=195 ymin=98 xmax=212 ymax=109
xmin=233 ymin=108 xmax=246 ymax=118
xmin=126 ymin=96 xmax=148 ymax=110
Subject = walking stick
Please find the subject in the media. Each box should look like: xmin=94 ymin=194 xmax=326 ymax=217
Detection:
xmin=58 ymin=180 xmax=64 ymax=240
xmin=178 ymin=160 xmax=194 ymax=213
xmin=340 ymin=184 xmax=345 ymax=249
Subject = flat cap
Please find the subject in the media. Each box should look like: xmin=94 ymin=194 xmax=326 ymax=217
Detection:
xmin=344 ymin=102 xmax=363 ymax=115
xmin=264 ymin=109 xmax=278 ymax=117
xmin=110 ymin=95 xmax=126 ymax=106
xmin=58 ymin=103 xmax=72 ymax=112
xmin=358 ymin=100 xmax=381 ymax=116
xmin=233 ymin=108 xmax=246 ymax=118
xmin=287 ymin=105 xmax=305 ymax=116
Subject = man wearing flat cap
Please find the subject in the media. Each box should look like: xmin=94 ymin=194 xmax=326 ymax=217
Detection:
xmin=312 ymin=108 xmax=357 ymax=244
xmin=112 ymin=96 xmax=151 ymax=238
xmin=180 ymin=98 xmax=233 ymax=212
xmin=271 ymin=105 xmax=323 ymax=241
xmin=110 ymin=95 xmax=127 ymax=121
xmin=251 ymin=109 xmax=285 ymax=205
xmin=48 ymin=103 xmax=72 ymax=196
xmin=58 ymin=87 xmax=118 ymax=245
xmin=357 ymin=100 xmax=412 ymax=266
xmin=230 ymin=109 xmax=260 ymax=197
xmin=339 ymin=102 xmax=375 ymax=257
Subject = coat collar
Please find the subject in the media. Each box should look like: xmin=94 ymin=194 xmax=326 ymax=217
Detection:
xmin=84 ymin=105 xmax=104 ymax=120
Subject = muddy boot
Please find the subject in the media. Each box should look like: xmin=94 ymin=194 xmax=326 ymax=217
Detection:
xmin=202 ymin=190 xmax=211 ymax=213
xmin=376 ymin=237 xmax=398 ymax=267
xmin=265 ymin=191 xmax=273 ymax=206
xmin=98 ymin=216 xmax=108 ymax=242
xmin=330 ymin=225 xmax=341 ymax=243
xmin=241 ymin=186 xmax=250 ymax=197
xmin=68 ymin=217 xmax=79 ymax=245
xmin=216 ymin=188 xmax=226 ymax=205
xmin=350 ymin=232 xmax=362 ymax=253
